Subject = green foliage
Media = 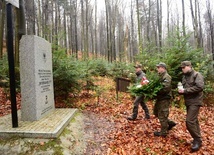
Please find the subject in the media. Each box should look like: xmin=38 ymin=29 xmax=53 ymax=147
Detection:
xmin=90 ymin=58 xmax=110 ymax=77
xmin=134 ymin=30 xmax=213 ymax=108
xmin=0 ymin=55 xmax=9 ymax=87
xmin=128 ymin=72 xmax=163 ymax=101
xmin=135 ymin=31 xmax=212 ymax=90
xmin=53 ymin=51 xmax=80 ymax=99
xmin=53 ymin=57 xmax=110 ymax=97
xmin=108 ymin=61 xmax=134 ymax=79
xmin=0 ymin=54 xmax=20 ymax=90
xmin=77 ymin=59 xmax=98 ymax=92
xmin=204 ymin=80 xmax=214 ymax=94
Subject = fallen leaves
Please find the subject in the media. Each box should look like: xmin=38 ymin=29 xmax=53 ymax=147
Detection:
xmin=0 ymin=88 xmax=21 ymax=116
xmin=0 ymin=77 xmax=213 ymax=154
xmin=83 ymin=77 xmax=214 ymax=154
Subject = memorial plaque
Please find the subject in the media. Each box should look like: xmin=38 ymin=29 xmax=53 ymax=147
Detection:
xmin=20 ymin=35 xmax=55 ymax=121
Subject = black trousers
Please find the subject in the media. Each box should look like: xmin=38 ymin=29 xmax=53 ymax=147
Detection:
xmin=186 ymin=105 xmax=202 ymax=142
xmin=132 ymin=95 xmax=150 ymax=118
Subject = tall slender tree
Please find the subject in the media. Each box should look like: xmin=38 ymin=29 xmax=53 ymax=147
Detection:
xmin=190 ymin=0 xmax=199 ymax=48
xmin=206 ymin=0 xmax=214 ymax=61
xmin=136 ymin=0 xmax=142 ymax=52
xmin=0 ymin=0 xmax=6 ymax=58
xmin=94 ymin=0 xmax=98 ymax=58
xmin=15 ymin=0 xmax=26 ymax=66
xmin=105 ymin=0 xmax=110 ymax=61
xmin=156 ymin=0 xmax=162 ymax=52
xmin=182 ymin=0 xmax=186 ymax=37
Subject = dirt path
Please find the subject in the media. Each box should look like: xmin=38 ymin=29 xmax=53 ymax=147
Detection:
xmin=83 ymin=111 xmax=114 ymax=154
xmin=0 ymin=111 xmax=114 ymax=155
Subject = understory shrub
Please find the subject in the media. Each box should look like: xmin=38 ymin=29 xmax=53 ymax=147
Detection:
xmin=0 ymin=54 xmax=20 ymax=91
xmin=53 ymin=51 xmax=80 ymax=99
xmin=108 ymin=61 xmax=134 ymax=79
xmin=0 ymin=55 xmax=9 ymax=87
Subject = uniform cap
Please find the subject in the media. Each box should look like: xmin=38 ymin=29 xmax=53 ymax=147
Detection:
xmin=134 ymin=64 xmax=142 ymax=68
xmin=156 ymin=62 xmax=167 ymax=69
xmin=181 ymin=61 xmax=192 ymax=67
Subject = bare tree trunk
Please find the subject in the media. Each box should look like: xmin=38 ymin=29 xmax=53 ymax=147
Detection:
xmin=130 ymin=0 xmax=134 ymax=62
xmin=37 ymin=0 xmax=42 ymax=36
xmin=147 ymin=0 xmax=151 ymax=44
xmin=85 ymin=0 xmax=89 ymax=58
xmin=67 ymin=16 xmax=72 ymax=55
xmin=81 ymin=0 xmax=85 ymax=59
xmin=105 ymin=0 xmax=110 ymax=61
xmin=124 ymin=25 xmax=129 ymax=62
xmin=194 ymin=0 xmax=200 ymax=48
xmin=94 ymin=0 xmax=98 ymax=58
xmin=63 ymin=7 xmax=67 ymax=55
xmin=74 ymin=0 xmax=78 ymax=59
xmin=206 ymin=0 xmax=214 ymax=61
xmin=14 ymin=0 xmax=26 ymax=66
xmin=111 ymin=1 xmax=118 ymax=62
xmin=54 ymin=0 xmax=59 ymax=50
xmin=182 ymin=0 xmax=186 ymax=37
xmin=157 ymin=0 xmax=162 ymax=52
xmin=167 ymin=0 xmax=170 ymax=37
xmin=197 ymin=1 xmax=203 ymax=48
xmin=136 ymin=0 xmax=142 ymax=52
xmin=89 ymin=8 xmax=94 ymax=58
xmin=70 ymin=0 xmax=78 ymax=59
xmin=152 ymin=20 xmax=158 ymax=48
xmin=42 ymin=0 xmax=48 ymax=39
xmin=51 ymin=1 xmax=54 ymax=43
xmin=190 ymin=0 xmax=199 ymax=48
xmin=48 ymin=1 xmax=53 ymax=43
xmin=109 ymin=3 xmax=113 ymax=62
xmin=25 ymin=0 xmax=35 ymax=35
xmin=0 ymin=0 xmax=6 ymax=58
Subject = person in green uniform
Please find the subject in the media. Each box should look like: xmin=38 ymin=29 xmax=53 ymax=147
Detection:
xmin=127 ymin=64 xmax=150 ymax=120
xmin=178 ymin=61 xmax=204 ymax=152
xmin=154 ymin=62 xmax=176 ymax=137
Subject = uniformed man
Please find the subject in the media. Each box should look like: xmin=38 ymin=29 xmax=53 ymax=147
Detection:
xmin=127 ymin=64 xmax=150 ymax=120
xmin=154 ymin=62 xmax=176 ymax=137
xmin=178 ymin=61 xmax=204 ymax=152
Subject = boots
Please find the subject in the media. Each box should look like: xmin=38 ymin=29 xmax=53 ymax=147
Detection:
xmin=191 ymin=139 xmax=202 ymax=152
xmin=142 ymin=103 xmax=150 ymax=119
xmin=154 ymin=131 xmax=167 ymax=137
xmin=127 ymin=116 xmax=136 ymax=120
xmin=168 ymin=121 xmax=176 ymax=130
xmin=191 ymin=141 xmax=201 ymax=152
xmin=145 ymin=114 xmax=150 ymax=119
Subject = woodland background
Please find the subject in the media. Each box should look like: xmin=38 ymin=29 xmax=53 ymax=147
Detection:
xmin=0 ymin=0 xmax=214 ymax=62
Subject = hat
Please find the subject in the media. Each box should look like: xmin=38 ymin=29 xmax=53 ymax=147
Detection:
xmin=180 ymin=61 xmax=192 ymax=67
xmin=156 ymin=62 xmax=167 ymax=69
xmin=134 ymin=64 xmax=142 ymax=68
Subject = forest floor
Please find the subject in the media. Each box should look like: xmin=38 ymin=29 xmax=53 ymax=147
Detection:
xmin=0 ymin=77 xmax=213 ymax=155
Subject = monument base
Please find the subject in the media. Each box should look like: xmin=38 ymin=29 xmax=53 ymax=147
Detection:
xmin=0 ymin=108 xmax=78 ymax=138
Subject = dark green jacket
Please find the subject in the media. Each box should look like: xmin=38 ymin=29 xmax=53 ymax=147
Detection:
xmin=156 ymin=71 xmax=172 ymax=101
xmin=135 ymin=70 xmax=146 ymax=83
xmin=182 ymin=69 xmax=204 ymax=106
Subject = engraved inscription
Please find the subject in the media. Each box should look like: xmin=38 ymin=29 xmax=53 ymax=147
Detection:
xmin=38 ymin=69 xmax=52 ymax=93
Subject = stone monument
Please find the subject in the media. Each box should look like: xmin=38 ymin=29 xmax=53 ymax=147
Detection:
xmin=19 ymin=35 xmax=55 ymax=121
